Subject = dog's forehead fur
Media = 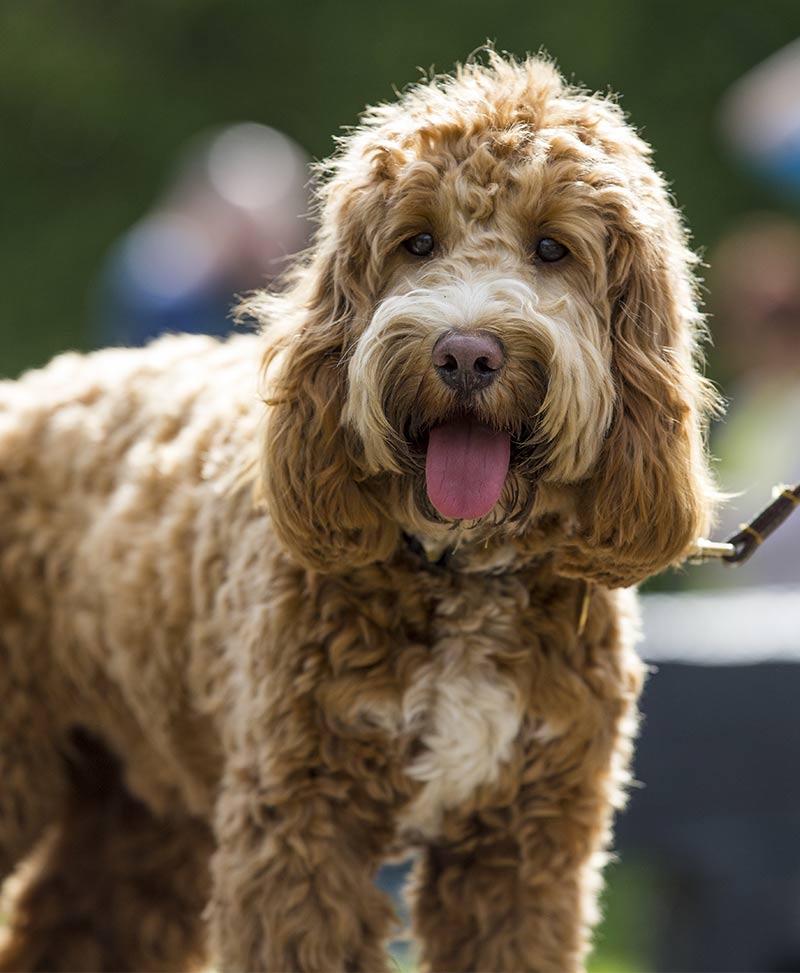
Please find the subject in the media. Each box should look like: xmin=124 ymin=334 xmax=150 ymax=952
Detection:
xmin=334 ymin=54 xmax=642 ymax=171
xmin=324 ymin=53 xmax=654 ymax=215
xmin=314 ymin=53 xmax=670 ymax=302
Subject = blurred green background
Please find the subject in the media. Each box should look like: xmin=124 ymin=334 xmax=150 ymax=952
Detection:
xmin=2 ymin=0 xmax=799 ymax=379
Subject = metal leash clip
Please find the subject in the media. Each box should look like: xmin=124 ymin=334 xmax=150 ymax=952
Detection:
xmin=689 ymin=482 xmax=800 ymax=566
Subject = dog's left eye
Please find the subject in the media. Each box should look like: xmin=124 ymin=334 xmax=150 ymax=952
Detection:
xmin=403 ymin=232 xmax=435 ymax=257
xmin=535 ymin=237 xmax=569 ymax=263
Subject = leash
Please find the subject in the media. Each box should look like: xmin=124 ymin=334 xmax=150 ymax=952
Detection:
xmin=689 ymin=481 xmax=800 ymax=566
xmin=579 ymin=482 xmax=800 ymax=634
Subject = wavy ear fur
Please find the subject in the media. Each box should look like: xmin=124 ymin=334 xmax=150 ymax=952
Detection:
xmin=254 ymin=179 xmax=399 ymax=573
xmin=558 ymin=174 xmax=718 ymax=588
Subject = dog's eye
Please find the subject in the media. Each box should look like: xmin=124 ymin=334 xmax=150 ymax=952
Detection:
xmin=535 ymin=237 xmax=569 ymax=263
xmin=403 ymin=232 xmax=435 ymax=257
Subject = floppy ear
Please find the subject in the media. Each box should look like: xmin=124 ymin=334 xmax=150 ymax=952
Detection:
xmin=256 ymin=179 xmax=400 ymax=573
xmin=558 ymin=181 xmax=718 ymax=588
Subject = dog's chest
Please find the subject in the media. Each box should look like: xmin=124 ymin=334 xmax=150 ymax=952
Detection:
xmin=395 ymin=644 xmax=524 ymax=839
xmin=328 ymin=574 xmax=544 ymax=838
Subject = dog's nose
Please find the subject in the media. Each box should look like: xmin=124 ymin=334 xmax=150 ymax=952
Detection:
xmin=432 ymin=331 xmax=505 ymax=394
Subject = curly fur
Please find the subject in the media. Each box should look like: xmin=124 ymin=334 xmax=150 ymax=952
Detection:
xmin=0 ymin=52 xmax=716 ymax=972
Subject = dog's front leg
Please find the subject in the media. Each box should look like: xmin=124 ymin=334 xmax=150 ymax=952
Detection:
xmin=409 ymin=687 xmax=641 ymax=973
xmin=209 ymin=756 xmax=396 ymax=973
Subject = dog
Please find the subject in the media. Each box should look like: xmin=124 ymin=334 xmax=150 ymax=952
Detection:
xmin=0 ymin=51 xmax=717 ymax=972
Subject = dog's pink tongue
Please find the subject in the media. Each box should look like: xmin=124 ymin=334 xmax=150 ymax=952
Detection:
xmin=425 ymin=420 xmax=510 ymax=520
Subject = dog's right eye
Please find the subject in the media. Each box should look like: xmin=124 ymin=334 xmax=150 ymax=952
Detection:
xmin=535 ymin=237 xmax=569 ymax=263
xmin=403 ymin=232 xmax=435 ymax=257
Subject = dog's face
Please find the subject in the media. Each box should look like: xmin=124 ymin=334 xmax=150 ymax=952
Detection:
xmin=257 ymin=54 xmax=717 ymax=586
xmin=343 ymin=141 xmax=617 ymax=524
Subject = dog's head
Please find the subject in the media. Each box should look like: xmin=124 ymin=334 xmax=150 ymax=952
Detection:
xmin=253 ymin=53 xmax=718 ymax=587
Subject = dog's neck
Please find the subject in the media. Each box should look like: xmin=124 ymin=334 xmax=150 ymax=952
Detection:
xmin=398 ymin=501 xmax=580 ymax=577
xmin=401 ymin=530 xmax=530 ymax=575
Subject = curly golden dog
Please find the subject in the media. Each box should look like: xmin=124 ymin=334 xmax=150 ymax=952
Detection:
xmin=0 ymin=53 xmax=716 ymax=973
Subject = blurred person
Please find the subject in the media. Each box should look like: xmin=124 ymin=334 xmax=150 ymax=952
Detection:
xmin=707 ymin=40 xmax=800 ymax=587
xmin=706 ymin=214 xmax=800 ymax=587
xmin=93 ymin=123 xmax=310 ymax=345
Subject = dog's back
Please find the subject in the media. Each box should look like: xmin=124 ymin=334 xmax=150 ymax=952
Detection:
xmin=0 ymin=332 xmax=267 ymax=815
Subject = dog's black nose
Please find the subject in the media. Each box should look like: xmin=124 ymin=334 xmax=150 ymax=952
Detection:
xmin=432 ymin=331 xmax=505 ymax=394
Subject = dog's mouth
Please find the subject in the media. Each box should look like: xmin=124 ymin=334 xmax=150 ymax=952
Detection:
xmin=399 ymin=418 xmax=546 ymax=524
xmin=424 ymin=418 xmax=511 ymax=520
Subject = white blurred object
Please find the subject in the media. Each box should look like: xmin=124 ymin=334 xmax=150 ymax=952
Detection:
xmin=642 ymin=587 xmax=800 ymax=663
xmin=208 ymin=122 xmax=304 ymax=212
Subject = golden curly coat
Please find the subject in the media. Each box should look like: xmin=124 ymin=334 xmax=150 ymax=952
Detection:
xmin=0 ymin=53 xmax=716 ymax=972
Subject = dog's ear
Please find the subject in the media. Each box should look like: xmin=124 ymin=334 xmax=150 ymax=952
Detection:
xmin=557 ymin=171 xmax=718 ymax=588
xmin=256 ymin=181 xmax=400 ymax=573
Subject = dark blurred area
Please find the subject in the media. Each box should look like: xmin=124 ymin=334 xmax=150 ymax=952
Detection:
xmin=3 ymin=2 xmax=800 ymax=971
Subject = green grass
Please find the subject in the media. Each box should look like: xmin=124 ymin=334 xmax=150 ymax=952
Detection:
xmin=589 ymin=857 xmax=656 ymax=973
